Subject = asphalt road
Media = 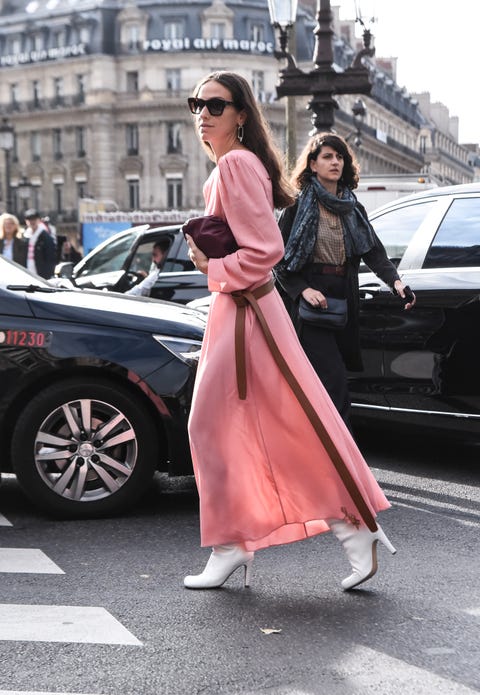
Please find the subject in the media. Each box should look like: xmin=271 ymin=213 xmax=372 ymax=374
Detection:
xmin=0 ymin=432 xmax=478 ymax=695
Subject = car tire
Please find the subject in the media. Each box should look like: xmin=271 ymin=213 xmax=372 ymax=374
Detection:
xmin=11 ymin=378 xmax=159 ymax=518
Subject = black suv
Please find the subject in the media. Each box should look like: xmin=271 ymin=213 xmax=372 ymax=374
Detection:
xmin=0 ymin=257 xmax=205 ymax=518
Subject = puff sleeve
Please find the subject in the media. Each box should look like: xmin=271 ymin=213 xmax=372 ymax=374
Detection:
xmin=206 ymin=151 xmax=285 ymax=293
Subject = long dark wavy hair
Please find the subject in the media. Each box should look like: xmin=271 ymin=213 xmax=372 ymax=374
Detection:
xmin=191 ymin=71 xmax=294 ymax=209
xmin=290 ymin=133 xmax=360 ymax=192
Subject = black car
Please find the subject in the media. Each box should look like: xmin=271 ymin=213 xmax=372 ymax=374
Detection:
xmin=189 ymin=183 xmax=480 ymax=439
xmin=55 ymin=224 xmax=209 ymax=304
xmin=0 ymin=257 xmax=205 ymax=518
xmin=349 ymin=182 xmax=480 ymax=438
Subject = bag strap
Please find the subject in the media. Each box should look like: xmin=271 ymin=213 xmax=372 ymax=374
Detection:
xmin=230 ymin=278 xmax=378 ymax=532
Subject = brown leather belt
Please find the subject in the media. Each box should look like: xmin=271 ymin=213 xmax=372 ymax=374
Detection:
xmin=314 ymin=263 xmax=346 ymax=276
xmin=230 ymin=277 xmax=378 ymax=532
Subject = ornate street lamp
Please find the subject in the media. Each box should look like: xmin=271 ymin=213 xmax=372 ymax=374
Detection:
xmin=268 ymin=0 xmax=299 ymax=171
xmin=346 ymin=98 xmax=367 ymax=147
xmin=269 ymin=0 xmax=375 ymax=135
xmin=0 ymin=118 xmax=14 ymax=212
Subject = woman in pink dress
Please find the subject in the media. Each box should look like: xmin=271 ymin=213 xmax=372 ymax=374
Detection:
xmin=183 ymin=71 xmax=396 ymax=591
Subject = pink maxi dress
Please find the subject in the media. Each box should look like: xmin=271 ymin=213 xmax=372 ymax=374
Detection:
xmin=188 ymin=149 xmax=390 ymax=552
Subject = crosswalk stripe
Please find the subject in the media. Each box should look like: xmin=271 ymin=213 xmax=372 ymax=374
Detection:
xmin=0 ymin=549 xmax=64 ymax=574
xmin=336 ymin=644 xmax=478 ymax=694
xmin=0 ymin=604 xmax=142 ymax=645
xmin=0 ymin=513 xmax=13 ymax=526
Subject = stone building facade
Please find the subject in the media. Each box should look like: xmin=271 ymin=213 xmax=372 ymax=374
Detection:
xmin=0 ymin=0 xmax=475 ymax=237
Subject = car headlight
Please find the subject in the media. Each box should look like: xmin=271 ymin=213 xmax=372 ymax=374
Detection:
xmin=153 ymin=335 xmax=203 ymax=365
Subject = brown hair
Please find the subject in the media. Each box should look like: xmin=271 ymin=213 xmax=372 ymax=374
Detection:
xmin=290 ymin=133 xmax=360 ymax=191
xmin=0 ymin=213 xmax=21 ymax=239
xmin=191 ymin=71 xmax=294 ymax=209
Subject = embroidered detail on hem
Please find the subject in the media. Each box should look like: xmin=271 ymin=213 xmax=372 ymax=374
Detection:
xmin=341 ymin=506 xmax=361 ymax=528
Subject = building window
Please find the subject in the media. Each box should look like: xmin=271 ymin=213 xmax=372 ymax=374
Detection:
xmin=9 ymin=37 xmax=22 ymax=54
xmin=211 ymin=23 xmax=225 ymax=39
xmin=166 ymin=68 xmax=181 ymax=92
xmin=250 ymin=24 xmax=265 ymax=42
xmin=75 ymin=127 xmax=86 ymax=157
xmin=32 ymin=34 xmax=43 ymax=51
xmin=126 ymin=71 xmax=139 ymax=93
xmin=127 ymin=24 xmax=140 ymax=51
xmin=419 ymin=135 xmax=427 ymax=154
xmin=127 ymin=179 xmax=140 ymax=210
xmin=54 ymin=183 xmax=63 ymax=213
xmin=10 ymin=83 xmax=19 ymax=109
xmin=53 ymin=77 xmax=64 ymax=104
xmin=53 ymin=30 xmax=66 ymax=48
xmin=32 ymin=80 xmax=41 ymax=107
xmin=77 ymin=181 xmax=87 ymax=199
xmin=33 ymin=187 xmax=40 ymax=211
xmin=164 ymin=21 xmax=184 ymax=40
xmin=167 ymin=123 xmax=182 ymax=154
xmin=252 ymin=70 xmax=265 ymax=99
xmin=76 ymin=74 xmax=85 ymax=102
xmin=126 ymin=124 xmax=139 ymax=156
xmin=31 ymin=132 xmax=41 ymax=162
xmin=53 ymin=129 xmax=63 ymax=159
xmin=167 ymin=176 xmax=183 ymax=209
xmin=79 ymin=26 xmax=90 ymax=44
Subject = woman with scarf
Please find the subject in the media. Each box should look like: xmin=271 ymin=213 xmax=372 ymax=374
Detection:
xmin=276 ymin=133 xmax=415 ymax=429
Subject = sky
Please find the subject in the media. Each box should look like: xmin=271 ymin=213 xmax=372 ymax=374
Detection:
xmin=335 ymin=0 xmax=479 ymax=144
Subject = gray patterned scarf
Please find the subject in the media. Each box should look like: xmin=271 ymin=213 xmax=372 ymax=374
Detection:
xmin=283 ymin=176 xmax=376 ymax=271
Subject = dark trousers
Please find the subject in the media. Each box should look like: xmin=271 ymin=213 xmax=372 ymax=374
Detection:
xmin=297 ymin=267 xmax=353 ymax=432
xmin=299 ymin=322 xmax=352 ymax=429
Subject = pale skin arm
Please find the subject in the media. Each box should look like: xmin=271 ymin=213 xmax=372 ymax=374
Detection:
xmin=302 ymin=279 xmax=416 ymax=311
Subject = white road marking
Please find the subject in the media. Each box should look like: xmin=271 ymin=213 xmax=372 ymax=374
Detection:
xmin=0 ymin=549 xmax=64 ymax=574
xmin=0 ymin=513 xmax=13 ymax=526
xmin=0 ymin=605 xmax=142 ymax=645
xmin=335 ymin=644 xmax=478 ymax=694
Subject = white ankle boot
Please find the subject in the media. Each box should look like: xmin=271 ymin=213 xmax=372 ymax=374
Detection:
xmin=328 ymin=519 xmax=396 ymax=590
xmin=184 ymin=544 xmax=254 ymax=589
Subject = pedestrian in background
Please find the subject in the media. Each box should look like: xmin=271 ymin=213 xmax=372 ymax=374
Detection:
xmin=0 ymin=212 xmax=27 ymax=266
xmin=183 ymin=71 xmax=396 ymax=593
xmin=23 ymin=208 xmax=57 ymax=279
xmin=58 ymin=237 xmax=82 ymax=265
xmin=276 ymin=133 xmax=415 ymax=428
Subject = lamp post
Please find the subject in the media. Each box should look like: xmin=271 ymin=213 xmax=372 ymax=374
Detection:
xmin=268 ymin=0 xmax=299 ymax=171
xmin=269 ymin=0 xmax=375 ymax=135
xmin=346 ymin=98 xmax=367 ymax=147
xmin=0 ymin=118 xmax=14 ymax=212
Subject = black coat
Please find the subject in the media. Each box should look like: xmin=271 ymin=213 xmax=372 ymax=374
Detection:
xmin=275 ymin=199 xmax=401 ymax=371
xmin=33 ymin=230 xmax=57 ymax=279
xmin=0 ymin=236 xmax=28 ymax=267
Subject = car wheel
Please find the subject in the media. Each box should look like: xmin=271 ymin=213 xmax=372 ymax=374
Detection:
xmin=11 ymin=378 xmax=159 ymax=518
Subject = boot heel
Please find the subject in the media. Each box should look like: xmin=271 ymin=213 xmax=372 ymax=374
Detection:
xmin=244 ymin=558 xmax=253 ymax=587
xmin=376 ymin=528 xmax=396 ymax=555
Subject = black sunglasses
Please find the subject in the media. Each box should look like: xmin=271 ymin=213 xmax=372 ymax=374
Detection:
xmin=187 ymin=97 xmax=236 ymax=116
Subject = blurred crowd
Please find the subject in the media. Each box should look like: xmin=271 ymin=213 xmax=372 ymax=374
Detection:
xmin=0 ymin=209 xmax=82 ymax=279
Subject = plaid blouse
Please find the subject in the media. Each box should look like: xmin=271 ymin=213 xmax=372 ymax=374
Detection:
xmin=313 ymin=202 xmax=346 ymax=265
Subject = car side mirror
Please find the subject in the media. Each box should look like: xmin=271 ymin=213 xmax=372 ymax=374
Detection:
xmin=55 ymin=261 xmax=74 ymax=279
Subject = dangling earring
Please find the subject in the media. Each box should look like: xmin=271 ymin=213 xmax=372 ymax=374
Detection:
xmin=237 ymin=124 xmax=244 ymax=143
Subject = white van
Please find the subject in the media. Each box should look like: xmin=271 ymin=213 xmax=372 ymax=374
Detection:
xmin=356 ymin=174 xmax=441 ymax=212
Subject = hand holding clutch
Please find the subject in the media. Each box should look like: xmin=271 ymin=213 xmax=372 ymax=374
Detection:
xmin=181 ymin=215 xmax=238 ymax=259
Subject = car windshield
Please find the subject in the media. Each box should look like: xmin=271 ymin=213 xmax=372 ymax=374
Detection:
xmin=76 ymin=233 xmax=137 ymax=277
xmin=0 ymin=257 xmax=48 ymax=288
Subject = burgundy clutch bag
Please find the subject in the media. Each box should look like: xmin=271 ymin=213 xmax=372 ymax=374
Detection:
xmin=181 ymin=215 xmax=238 ymax=258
